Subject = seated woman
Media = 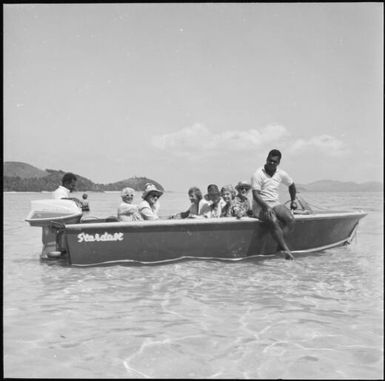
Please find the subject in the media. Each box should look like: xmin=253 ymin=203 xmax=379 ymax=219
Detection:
xmin=117 ymin=187 xmax=142 ymax=222
xmin=220 ymin=184 xmax=238 ymax=217
xmin=199 ymin=184 xmax=226 ymax=218
xmin=138 ymin=183 xmax=163 ymax=220
xmin=233 ymin=180 xmax=253 ymax=217
xmin=172 ymin=186 xmax=205 ymax=219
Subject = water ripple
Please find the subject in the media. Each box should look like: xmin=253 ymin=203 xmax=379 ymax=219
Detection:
xmin=4 ymin=191 xmax=383 ymax=378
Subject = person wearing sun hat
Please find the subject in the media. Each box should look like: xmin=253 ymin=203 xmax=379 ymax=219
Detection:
xmin=235 ymin=180 xmax=251 ymax=193
xmin=138 ymin=183 xmax=164 ymax=220
xmin=233 ymin=181 xmax=252 ymax=218
xmin=117 ymin=187 xmax=142 ymax=221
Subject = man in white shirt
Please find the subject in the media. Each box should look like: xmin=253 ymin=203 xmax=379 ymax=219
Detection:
xmin=251 ymin=149 xmax=297 ymax=260
xmin=53 ymin=173 xmax=82 ymax=207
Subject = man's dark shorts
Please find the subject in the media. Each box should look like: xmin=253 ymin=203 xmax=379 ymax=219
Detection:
xmin=258 ymin=204 xmax=294 ymax=226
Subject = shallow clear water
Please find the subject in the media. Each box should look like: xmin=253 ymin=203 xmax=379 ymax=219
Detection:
xmin=3 ymin=191 xmax=383 ymax=378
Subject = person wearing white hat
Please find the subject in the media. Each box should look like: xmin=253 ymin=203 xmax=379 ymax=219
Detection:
xmin=117 ymin=187 xmax=142 ymax=221
xmin=233 ymin=181 xmax=252 ymax=218
xmin=138 ymin=183 xmax=164 ymax=220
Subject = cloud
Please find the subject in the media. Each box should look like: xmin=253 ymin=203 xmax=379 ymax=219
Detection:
xmin=151 ymin=123 xmax=289 ymax=158
xmin=152 ymin=124 xmax=349 ymax=160
xmin=288 ymin=135 xmax=349 ymax=157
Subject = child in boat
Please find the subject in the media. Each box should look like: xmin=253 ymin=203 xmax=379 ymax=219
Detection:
xmin=171 ymin=186 xmax=205 ymax=219
xmin=200 ymin=184 xmax=226 ymax=218
xmin=138 ymin=183 xmax=163 ymax=220
xmin=117 ymin=187 xmax=142 ymax=222
xmin=233 ymin=181 xmax=253 ymax=217
xmin=81 ymin=193 xmax=90 ymax=212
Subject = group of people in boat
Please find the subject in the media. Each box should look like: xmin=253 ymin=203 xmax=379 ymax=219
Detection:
xmin=52 ymin=149 xmax=298 ymax=260
xmin=172 ymin=182 xmax=253 ymax=219
xmin=118 ymin=180 xmax=253 ymax=222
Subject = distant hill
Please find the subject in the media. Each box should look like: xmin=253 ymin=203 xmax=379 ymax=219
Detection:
xmin=3 ymin=162 xmax=164 ymax=192
xmin=101 ymin=177 xmax=164 ymax=192
xmin=4 ymin=168 xmax=102 ymax=192
xmin=3 ymin=161 xmax=382 ymax=192
xmin=297 ymin=180 xmax=383 ymax=192
xmin=4 ymin=161 xmax=48 ymax=178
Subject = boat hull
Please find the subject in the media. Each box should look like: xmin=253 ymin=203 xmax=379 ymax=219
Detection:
xmin=62 ymin=211 xmax=366 ymax=267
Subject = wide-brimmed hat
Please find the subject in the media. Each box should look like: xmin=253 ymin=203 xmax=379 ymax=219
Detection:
xmin=142 ymin=183 xmax=163 ymax=200
xmin=121 ymin=187 xmax=135 ymax=197
xmin=235 ymin=181 xmax=251 ymax=191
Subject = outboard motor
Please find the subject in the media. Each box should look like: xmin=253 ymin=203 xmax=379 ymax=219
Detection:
xmin=25 ymin=199 xmax=83 ymax=258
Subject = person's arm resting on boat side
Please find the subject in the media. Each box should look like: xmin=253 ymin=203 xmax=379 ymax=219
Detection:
xmin=140 ymin=205 xmax=158 ymax=220
xmin=288 ymin=183 xmax=297 ymax=210
xmin=169 ymin=210 xmax=187 ymax=219
xmin=180 ymin=210 xmax=190 ymax=219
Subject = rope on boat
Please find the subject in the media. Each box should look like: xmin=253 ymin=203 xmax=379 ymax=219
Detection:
xmin=296 ymin=193 xmax=334 ymax=211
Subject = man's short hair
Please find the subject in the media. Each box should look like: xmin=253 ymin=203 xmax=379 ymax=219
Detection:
xmin=62 ymin=172 xmax=77 ymax=185
xmin=268 ymin=149 xmax=282 ymax=160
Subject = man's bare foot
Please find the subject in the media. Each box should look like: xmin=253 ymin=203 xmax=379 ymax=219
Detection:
xmin=282 ymin=250 xmax=294 ymax=260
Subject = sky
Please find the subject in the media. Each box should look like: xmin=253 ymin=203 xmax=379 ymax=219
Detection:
xmin=4 ymin=3 xmax=383 ymax=191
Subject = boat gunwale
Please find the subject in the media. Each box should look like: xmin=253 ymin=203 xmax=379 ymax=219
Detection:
xmin=63 ymin=210 xmax=367 ymax=231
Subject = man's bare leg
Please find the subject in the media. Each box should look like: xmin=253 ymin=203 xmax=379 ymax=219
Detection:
xmin=270 ymin=221 xmax=294 ymax=260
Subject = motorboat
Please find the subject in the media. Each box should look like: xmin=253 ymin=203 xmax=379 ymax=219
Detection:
xmin=25 ymin=197 xmax=367 ymax=267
